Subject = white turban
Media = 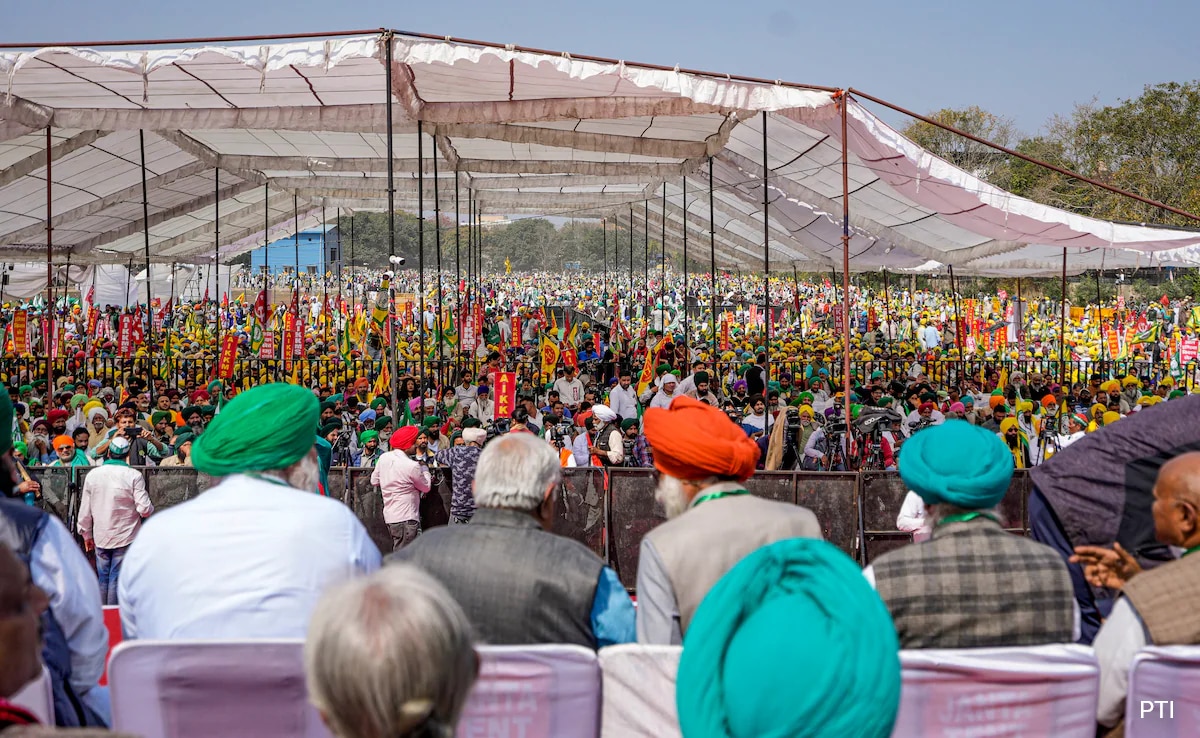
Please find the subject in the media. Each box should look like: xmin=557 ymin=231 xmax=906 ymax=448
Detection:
xmin=461 ymin=428 xmax=487 ymax=445
xmin=659 ymin=374 xmax=679 ymax=388
xmin=592 ymin=404 xmax=618 ymax=422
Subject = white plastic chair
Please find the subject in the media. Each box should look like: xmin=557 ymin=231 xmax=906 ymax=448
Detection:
xmin=457 ymin=644 xmax=600 ymax=738
xmin=108 ymin=639 xmax=332 ymax=738
xmin=10 ymin=666 xmax=54 ymax=725
xmin=1125 ymin=645 xmax=1200 ymax=737
xmin=598 ymin=644 xmax=681 ymax=738
xmin=892 ymin=644 xmax=1099 ymax=737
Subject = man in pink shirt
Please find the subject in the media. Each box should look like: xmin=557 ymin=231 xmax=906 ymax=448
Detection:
xmin=370 ymin=426 xmax=430 ymax=551
xmin=77 ymin=435 xmax=153 ymax=605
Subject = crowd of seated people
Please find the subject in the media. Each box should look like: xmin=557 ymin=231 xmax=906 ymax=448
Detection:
xmin=1 ymin=382 xmax=1198 ymax=737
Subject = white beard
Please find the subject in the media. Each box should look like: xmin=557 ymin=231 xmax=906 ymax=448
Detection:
xmin=655 ymin=475 xmax=691 ymax=519
xmin=284 ymin=454 xmax=321 ymax=494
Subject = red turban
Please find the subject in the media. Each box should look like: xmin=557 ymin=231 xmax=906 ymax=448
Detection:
xmin=643 ymin=395 xmax=760 ymax=482
xmin=47 ymin=409 xmax=69 ymax=424
xmin=918 ymin=402 xmax=935 ymax=413
xmin=191 ymin=390 xmax=210 ymax=404
xmin=390 ymin=426 xmax=420 ymax=451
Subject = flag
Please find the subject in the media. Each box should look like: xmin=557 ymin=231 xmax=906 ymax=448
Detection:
xmin=539 ymin=333 xmax=560 ymax=382
xmin=339 ymin=324 xmax=353 ymax=362
xmin=636 ymin=336 xmax=668 ymax=397
xmin=252 ymin=289 xmax=268 ymax=323
xmin=372 ymin=362 xmax=390 ymax=400
xmin=1129 ymin=324 xmax=1160 ymax=345
xmin=371 ymin=277 xmax=390 ymax=335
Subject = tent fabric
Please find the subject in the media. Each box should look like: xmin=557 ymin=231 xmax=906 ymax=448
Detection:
xmin=1 ymin=33 xmax=1199 ymax=271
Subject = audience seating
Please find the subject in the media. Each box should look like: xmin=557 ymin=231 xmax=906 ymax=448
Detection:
xmin=597 ymin=644 xmax=681 ymax=738
xmin=107 ymin=640 xmax=333 ymax=738
xmin=891 ymin=644 xmax=1099 ymax=738
xmin=11 ymin=667 xmax=53 ymax=725
xmin=458 ymin=645 xmax=601 ymax=738
xmin=1124 ymin=645 xmax=1200 ymax=738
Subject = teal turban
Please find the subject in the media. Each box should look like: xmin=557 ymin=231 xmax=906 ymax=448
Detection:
xmin=191 ymin=383 xmax=319 ymax=476
xmin=677 ymin=538 xmax=900 ymax=738
xmin=899 ymin=419 xmax=1013 ymax=509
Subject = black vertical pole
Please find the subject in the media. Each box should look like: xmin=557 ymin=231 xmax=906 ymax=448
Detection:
xmin=417 ymin=120 xmax=427 ymax=393
xmin=455 ymin=171 xmax=461 ymax=368
xmin=384 ymin=31 xmax=399 ymax=413
xmin=709 ymin=157 xmax=717 ymax=360
xmin=682 ymin=176 xmax=689 ymax=342
xmin=139 ymin=131 xmax=155 ymax=383
xmin=602 ymin=218 xmax=607 ymax=300
xmin=263 ymin=182 xmax=269 ymax=302
xmin=643 ymin=199 xmax=649 ymax=325
xmin=761 ymin=111 xmax=771 ymax=385
xmin=661 ymin=183 xmax=667 ymax=323
xmin=211 ymin=168 xmax=219 ymax=356
xmin=433 ymin=136 xmax=443 ymax=388
xmin=629 ymin=205 xmax=634 ymax=312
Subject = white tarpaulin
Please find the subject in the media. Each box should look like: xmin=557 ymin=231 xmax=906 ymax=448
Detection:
xmin=1 ymin=31 xmax=1198 ymax=273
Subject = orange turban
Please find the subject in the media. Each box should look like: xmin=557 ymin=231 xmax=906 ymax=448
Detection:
xmin=988 ymin=394 xmax=1006 ymax=410
xmin=644 ymin=395 xmax=760 ymax=482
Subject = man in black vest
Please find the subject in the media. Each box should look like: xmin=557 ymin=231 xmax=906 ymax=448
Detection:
xmin=394 ymin=432 xmax=634 ymax=649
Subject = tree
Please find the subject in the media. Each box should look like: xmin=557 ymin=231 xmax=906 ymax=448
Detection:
xmin=900 ymin=106 xmax=1019 ymax=186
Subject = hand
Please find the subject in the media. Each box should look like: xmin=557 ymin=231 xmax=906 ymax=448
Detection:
xmin=1070 ymin=542 xmax=1142 ymax=590
xmin=17 ymin=480 xmax=39 ymax=497
xmin=83 ymin=539 xmax=94 ymax=552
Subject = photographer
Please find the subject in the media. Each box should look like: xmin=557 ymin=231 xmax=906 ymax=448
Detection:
xmin=803 ymin=408 xmax=848 ymax=471
xmin=92 ymin=407 xmax=164 ymax=465
xmin=903 ymin=401 xmax=944 ymax=437
xmin=542 ymin=413 xmax=578 ymax=467
xmin=618 ymin=418 xmax=652 ymax=467
xmin=764 ymin=405 xmax=817 ymax=471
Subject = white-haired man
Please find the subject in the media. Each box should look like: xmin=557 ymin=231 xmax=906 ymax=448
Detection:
xmin=636 ymin=396 xmax=822 ymax=645
xmin=119 ymin=384 xmax=381 ymax=640
xmin=306 ymin=564 xmax=478 ymax=738
xmin=587 ymin=405 xmax=624 ymax=467
xmin=395 ymin=433 xmax=635 ymax=649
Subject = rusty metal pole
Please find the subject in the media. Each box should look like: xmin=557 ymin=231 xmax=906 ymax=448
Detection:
xmin=840 ymin=95 xmax=853 ymax=423
xmin=45 ymin=127 xmax=53 ymax=393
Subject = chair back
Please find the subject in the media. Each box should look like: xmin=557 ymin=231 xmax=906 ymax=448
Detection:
xmin=891 ymin=644 xmax=1099 ymax=738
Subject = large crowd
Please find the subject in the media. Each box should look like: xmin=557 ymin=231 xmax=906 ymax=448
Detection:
xmin=0 ymin=269 xmax=1198 ymax=736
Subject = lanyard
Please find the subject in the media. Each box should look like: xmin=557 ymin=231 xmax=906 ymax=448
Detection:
xmin=937 ymin=511 xmax=998 ymax=527
xmin=103 ymin=458 xmax=129 ymax=467
xmin=245 ymin=472 xmax=291 ymax=488
xmin=692 ymin=489 xmax=750 ymax=508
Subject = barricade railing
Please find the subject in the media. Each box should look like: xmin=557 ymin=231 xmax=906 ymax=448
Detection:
xmin=39 ymin=465 xmax=1037 ymax=590
xmin=0 ymin=355 xmax=1180 ymax=395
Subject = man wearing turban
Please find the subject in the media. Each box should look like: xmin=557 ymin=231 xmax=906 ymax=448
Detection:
xmin=354 ymin=430 xmax=382 ymax=468
xmin=118 ymin=383 xmax=381 ymax=639
xmin=371 ymin=426 xmax=431 ymax=551
xmin=636 ymin=396 xmax=822 ymax=644
xmin=677 ymin=539 xmax=901 ymax=738
xmin=867 ymin=421 xmax=1076 ymax=648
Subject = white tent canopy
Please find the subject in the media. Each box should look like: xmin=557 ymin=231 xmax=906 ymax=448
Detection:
xmin=1 ymin=31 xmax=1199 ymax=275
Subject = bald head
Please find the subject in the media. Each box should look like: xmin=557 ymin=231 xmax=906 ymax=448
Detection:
xmin=1152 ymin=453 xmax=1200 ymax=547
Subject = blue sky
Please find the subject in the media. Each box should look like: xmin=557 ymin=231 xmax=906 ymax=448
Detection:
xmin=4 ymin=0 xmax=1198 ymax=136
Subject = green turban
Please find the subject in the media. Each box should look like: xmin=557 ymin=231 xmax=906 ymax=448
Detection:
xmin=359 ymin=430 xmax=379 ymax=445
xmin=421 ymin=416 xmax=440 ymax=430
xmin=0 ymin=391 xmax=12 ymax=455
xmin=620 ymin=418 xmax=639 ymax=431
xmin=13 ymin=441 xmax=27 ymax=458
xmin=374 ymin=415 xmax=393 ymax=429
xmin=181 ymin=406 xmax=203 ymax=421
xmin=694 ymin=371 xmax=710 ymax=385
xmin=18 ymin=384 xmax=31 ymax=394
xmin=370 ymin=397 xmax=388 ymax=410
xmin=797 ymin=391 xmax=814 ymax=403
xmin=172 ymin=428 xmax=196 ymax=447
xmin=191 ymin=383 xmax=319 ymax=476
xmin=899 ymin=419 xmax=1013 ymax=509
xmin=461 ymin=417 xmax=482 ymax=429
xmin=1170 ymin=389 xmax=1185 ymax=399
xmin=328 ymin=393 xmax=343 ymax=403
xmin=320 ymin=400 xmax=337 ymax=413
xmin=655 ymin=363 xmax=672 ymax=375
xmin=319 ymin=422 xmax=341 ymax=437
xmin=151 ymin=411 xmax=172 ymax=426
xmin=678 ymin=539 xmax=900 ymax=738
xmin=70 ymin=393 xmax=88 ymax=410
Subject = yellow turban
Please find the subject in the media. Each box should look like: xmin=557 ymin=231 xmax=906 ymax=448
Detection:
xmin=1016 ymin=401 xmax=1033 ymax=414
xmin=1103 ymin=411 xmax=1122 ymax=426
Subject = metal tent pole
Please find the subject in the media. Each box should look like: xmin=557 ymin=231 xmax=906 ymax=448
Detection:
xmin=321 ymin=205 xmax=328 ymax=347
xmin=263 ymin=182 xmax=269 ymax=303
xmin=629 ymin=206 xmax=634 ymax=311
xmin=761 ymin=111 xmax=771 ymax=385
xmin=417 ymin=120 xmax=427 ymax=394
xmin=839 ymin=94 xmax=852 ymax=422
xmin=211 ymin=168 xmax=218 ymax=358
xmin=882 ymin=269 xmax=891 ymax=342
xmin=682 ymin=176 xmax=689 ymax=343
xmin=455 ymin=171 xmax=461 ymax=367
xmin=137 ymin=131 xmax=156 ymax=363
xmin=661 ymin=184 xmax=667 ymax=323
xmin=44 ymin=128 xmax=54 ymax=392
xmin=643 ymin=200 xmax=649 ymax=325
xmin=1059 ymin=248 xmax=1068 ymax=384
xmin=602 ymin=218 xmax=607 ymax=301
xmin=384 ymin=31 xmax=399 ymax=413
xmin=949 ymin=264 xmax=964 ymax=375
xmin=708 ymin=157 xmax=717 ymax=360
xmin=433 ymin=137 xmax=443 ymax=388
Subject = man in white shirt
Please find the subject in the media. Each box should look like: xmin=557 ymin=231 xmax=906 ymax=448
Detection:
xmin=453 ymin=371 xmax=477 ymax=411
xmin=77 ymin=435 xmax=153 ymax=606
xmin=740 ymin=394 xmax=775 ymax=437
xmin=607 ymin=370 xmax=640 ymax=421
xmin=371 ymin=426 xmax=431 ymax=551
xmin=118 ymin=384 xmax=381 ymax=640
xmin=553 ymin=365 xmax=586 ymax=410
xmin=650 ymin=373 xmax=680 ymax=410
xmin=469 ymin=387 xmax=496 ymax=424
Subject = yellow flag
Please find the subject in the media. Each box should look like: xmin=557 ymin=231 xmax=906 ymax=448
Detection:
xmin=505 ymin=257 xmax=512 ymax=275
xmin=539 ymin=334 xmax=560 ymax=382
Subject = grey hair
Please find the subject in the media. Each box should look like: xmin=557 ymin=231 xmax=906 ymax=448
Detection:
xmin=473 ymin=432 xmax=561 ymax=511
xmin=306 ymin=563 xmax=477 ymax=738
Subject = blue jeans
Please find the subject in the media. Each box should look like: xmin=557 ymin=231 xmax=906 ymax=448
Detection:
xmin=95 ymin=545 xmax=129 ymax=606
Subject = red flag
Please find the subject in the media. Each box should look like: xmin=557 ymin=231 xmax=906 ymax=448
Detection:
xmin=252 ymin=289 xmax=268 ymax=323
xmin=1161 ymin=294 xmax=1171 ymax=307
xmin=217 ymin=334 xmax=239 ymax=379
xmin=221 ymin=292 xmax=229 ymax=308
xmin=118 ymin=314 xmax=135 ymax=357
